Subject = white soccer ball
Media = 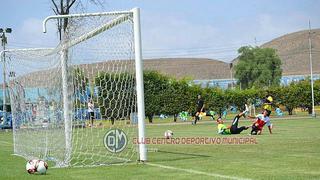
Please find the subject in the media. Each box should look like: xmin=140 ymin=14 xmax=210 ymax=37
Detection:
xmin=26 ymin=160 xmax=37 ymax=174
xmin=164 ymin=130 xmax=173 ymax=139
xmin=37 ymin=160 xmax=48 ymax=174
xmin=26 ymin=160 xmax=48 ymax=174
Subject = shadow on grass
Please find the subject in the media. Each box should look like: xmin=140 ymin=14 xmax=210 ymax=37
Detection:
xmin=150 ymin=150 xmax=211 ymax=162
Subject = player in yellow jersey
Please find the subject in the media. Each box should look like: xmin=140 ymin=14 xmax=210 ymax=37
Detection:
xmin=217 ymin=104 xmax=250 ymax=135
xmin=263 ymin=95 xmax=273 ymax=134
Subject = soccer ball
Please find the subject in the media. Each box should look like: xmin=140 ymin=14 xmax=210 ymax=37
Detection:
xmin=164 ymin=130 xmax=173 ymax=139
xmin=26 ymin=160 xmax=37 ymax=174
xmin=26 ymin=160 xmax=48 ymax=174
xmin=37 ymin=160 xmax=48 ymax=174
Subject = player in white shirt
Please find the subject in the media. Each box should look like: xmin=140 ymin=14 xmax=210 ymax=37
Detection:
xmin=249 ymin=110 xmax=272 ymax=135
xmin=88 ymin=99 xmax=95 ymax=127
xmin=256 ymin=112 xmax=272 ymax=134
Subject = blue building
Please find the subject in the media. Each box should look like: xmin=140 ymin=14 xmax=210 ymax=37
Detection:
xmin=193 ymin=74 xmax=320 ymax=89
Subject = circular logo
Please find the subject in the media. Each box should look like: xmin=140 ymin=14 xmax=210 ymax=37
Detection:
xmin=103 ymin=129 xmax=128 ymax=153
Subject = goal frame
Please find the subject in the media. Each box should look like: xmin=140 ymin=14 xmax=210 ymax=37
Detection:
xmin=42 ymin=7 xmax=147 ymax=164
xmin=1 ymin=47 xmax=55 ymax=157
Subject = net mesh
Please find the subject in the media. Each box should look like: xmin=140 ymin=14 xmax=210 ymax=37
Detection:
xmin=6 ymin=12 xmax=138 ymax=167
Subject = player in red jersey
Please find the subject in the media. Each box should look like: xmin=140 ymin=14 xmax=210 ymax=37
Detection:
xmin=249 ymin=110 xmax=268 ymax=135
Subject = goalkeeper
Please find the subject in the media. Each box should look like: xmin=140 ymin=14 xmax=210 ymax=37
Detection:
xmin=217 ymin=105 xmax=249 ymax=135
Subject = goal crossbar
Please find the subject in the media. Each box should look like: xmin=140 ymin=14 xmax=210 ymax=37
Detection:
xmin=42 ymin=9 xmax=134 ymax=33
xmin=45 ymin=14 xmax=132 ymax=57
xmin=0 ymin=48 xmax=55 ymax=62
xmin=41 ymin=7 xmax=147 ymax=163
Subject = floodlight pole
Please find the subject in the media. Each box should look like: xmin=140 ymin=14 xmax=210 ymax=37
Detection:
xmin=308 ymin=20 xmax=316 ymax=117
xmin=2 ymin=41 xmax=6 ymax=117
xmin=230 ymin=63 xmax=234 ymax=89
xmin=0 ymin=28 xmax=11 ymax=121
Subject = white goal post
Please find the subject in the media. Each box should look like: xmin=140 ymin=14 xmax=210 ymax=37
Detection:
xmin=42 ymin=7 xmax=147 ymax=164
xmin=6 ymin=8 xmax=146 ymax=167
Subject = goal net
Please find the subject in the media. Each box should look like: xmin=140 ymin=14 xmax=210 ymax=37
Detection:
xmin=5 ymin=9 xmax=146 ymax=167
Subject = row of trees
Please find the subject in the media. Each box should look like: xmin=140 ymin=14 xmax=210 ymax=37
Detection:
xmin=144 ymin=70 xmax=320 ymax=122
xmin=73 ymin=69 xmax=319 ymax=123
xmin=70 ymin=44 xmax=286 ymax=124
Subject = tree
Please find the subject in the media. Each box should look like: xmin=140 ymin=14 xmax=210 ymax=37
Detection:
xmin=143 ymin=71 xmax=170 ymax=123
xmin=295 ymin=79 xmax=319 ymax=115
xmin=95 ymin=72 xmax=135 ymax=125
xmin=280 ymin=84 xmax=300 ymax=115
xmin=161 ymin=78 xmax=195 ymax=122
xmin=203 ymin=87 xmax=226 ymax=117
xmin=51 ymin=0 xmax=105 ymax=40
xmin=234 ymin=46 xmax=282 ymax=89
xmin=73 ymin=67 xmax=89 ymax=108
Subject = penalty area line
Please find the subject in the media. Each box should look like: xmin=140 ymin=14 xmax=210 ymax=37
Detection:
xmin=146 ymin=162 xmax=251 ymax=180
xmin=0 ymin=140 xmax=12 ymax=146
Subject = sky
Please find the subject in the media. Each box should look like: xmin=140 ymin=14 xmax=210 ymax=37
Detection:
xmin=0 ymin=0 xmax=319 ymax=63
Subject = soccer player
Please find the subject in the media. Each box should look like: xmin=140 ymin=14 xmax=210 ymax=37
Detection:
xmin=249 ymin=109 xmax=271 ymax=135
xmin=88 ymin=99 xmax=95 ymax=127
xmin=262 ymin=95 xmax=273 ymax=134
xmin=192 ymin=94 xmax=205 ymax=125
xmin=217 ymin=105 xmax=250 ymax=135
xmin=263 ymin=95 xmax=273 ymax=116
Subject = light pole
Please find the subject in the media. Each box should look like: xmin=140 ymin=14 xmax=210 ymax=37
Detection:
xmin=0 ymin=28 xmax=12 ymax=120
xmin=308 ymin=21 xmax=316 ymax=117
xmin=230 ymin=63 xmax=234 ymax=89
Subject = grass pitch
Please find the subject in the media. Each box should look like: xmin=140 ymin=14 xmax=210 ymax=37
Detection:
xmin=0 ymin=117 xmax=320 ymax=180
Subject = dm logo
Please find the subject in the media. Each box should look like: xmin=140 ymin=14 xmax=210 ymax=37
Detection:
xmin=103 ymin=129 xmax=128 ymax=153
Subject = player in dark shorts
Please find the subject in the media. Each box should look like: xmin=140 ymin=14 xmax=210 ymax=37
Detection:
xmin=192 ymin=94 xmax=205 ymax=125
xmin=248 ymin=109 xmax=269 ymax=135
xmin=250 ymin=118 xmax=266 ymax=135
xmin=217 ymin=104 xmax=250 ymax=134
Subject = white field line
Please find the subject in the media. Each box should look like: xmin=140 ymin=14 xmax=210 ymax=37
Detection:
xmin=0 ymin=140 xmax=12 ymax=146
xmin=146 ymin=162 xmax=252 ymax=180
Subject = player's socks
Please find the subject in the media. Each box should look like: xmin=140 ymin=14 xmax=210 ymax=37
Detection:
xmin=242 ymin=104 xmax=249 ymax=114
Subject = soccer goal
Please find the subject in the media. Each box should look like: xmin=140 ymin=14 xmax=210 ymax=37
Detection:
xmin=4 ymin=8 xmax=146 ymax=167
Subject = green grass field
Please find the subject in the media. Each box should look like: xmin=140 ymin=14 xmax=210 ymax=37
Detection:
xmin=1 ymin=117 xmax=320 ymax=180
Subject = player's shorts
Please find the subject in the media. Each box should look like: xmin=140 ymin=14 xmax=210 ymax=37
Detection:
xmin=265 ymin=120 xmax=272 ymax=127
xmin=89 ymin=112 xmax=94 ymax=119
xmin=230 ymin=126 xmax=246 ymax=134
xmin=196 ymin=108 xmax=205 ymax=113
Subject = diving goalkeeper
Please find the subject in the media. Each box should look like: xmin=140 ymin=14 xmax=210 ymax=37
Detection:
xmin=217 ymin=105 xmax=250 ymax=135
